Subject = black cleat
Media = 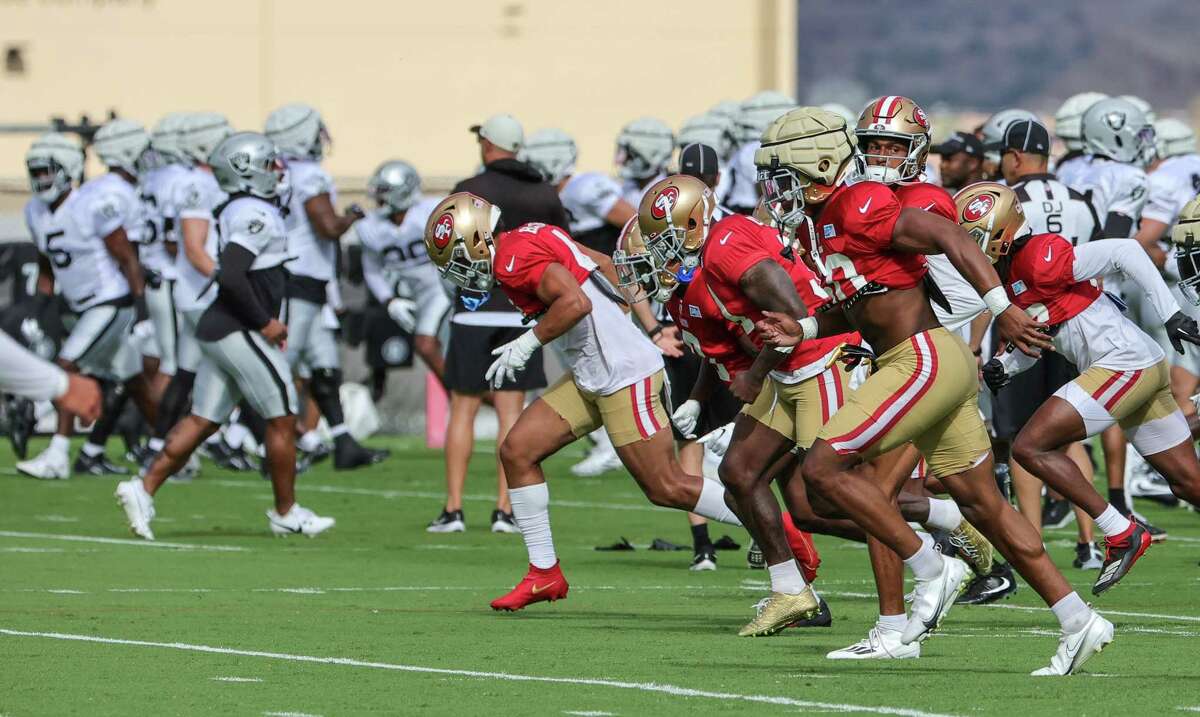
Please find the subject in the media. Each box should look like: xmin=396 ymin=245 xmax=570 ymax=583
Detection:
xmin=1093 ymin=520 xmax=1152 ymax=596
xmin=1042 ymin=497 xmax=1074 ymax=529
xmin=426 ymin=509 xmax=465 ymax=533
xmin=333 ymin=435 xmax=390 ymax=470
xmin=206 ymin=442 xmax=258 ymax=472
xmin=689 ymin=545 xmax=717 ymax=571
xmin=956 ymin=562 xmax=1017 ymax=605
xmin=490 ymin=509 xmax=518 ymax=534
xmin=789 ymin=597 xmax=832 ymax=628
xmin=1073 ymin=541 xmax=1104 ymax=570
xmin=1131 ymin=513 xmax=1168 ymax=543
xmin=746 ymin=540 xmax=765 ymax=570
xmin=5 ymin=396 xmax=35 ymax=459
xmin=73 ymin=451 xmax=130 ymax=476
xmin=124 ymin=443 xmax=153 ymax=466
xmin=301 ymin=442 xmax=332 ymax=466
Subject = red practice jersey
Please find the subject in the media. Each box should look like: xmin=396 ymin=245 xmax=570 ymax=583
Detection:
xmin=894 ymin=182 xmax=955 ymax=221
xmin=804 ymin=181 xmax=927 ymax=302
xmin=1004 ymin=232 xmax=1100 ymax=324
xmin=702 ymin=214 xmax=853 ymax=372
xmin=665 ymin=268 xmax=754 ymax=385
xmin=492 ymin=222 xmax=593 ymax=318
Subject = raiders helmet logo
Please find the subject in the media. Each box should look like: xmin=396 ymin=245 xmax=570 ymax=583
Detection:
xmin=963 ymin=194 xmax=995 ymax=222
xmin=1104 ymin=112 xmax=1127 ymax=132
xmin=431 ymin=212 xmax=455 ymax=249
xmin=229 ymin=151 xmax=252 ymax=174
xmin=247 ymin=218 xmax=265 ymax=234
xmin=912 ymin=107 xmax=929 ymax=128
xmin=650 ymin=186 xmax=680 ymax=220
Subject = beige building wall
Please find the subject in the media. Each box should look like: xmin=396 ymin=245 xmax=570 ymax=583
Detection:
xmin=0 ymin=0 xmax=796 ymax=190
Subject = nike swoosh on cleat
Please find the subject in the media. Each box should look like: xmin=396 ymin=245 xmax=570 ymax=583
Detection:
xmin=980 ymin=577 xmax=1013 ymax=596
xmin=530 ymin=582 xmax=557 ymax=595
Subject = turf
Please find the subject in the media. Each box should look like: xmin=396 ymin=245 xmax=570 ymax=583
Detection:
xmin=1 ymin=437 xmax=1199 ymax=717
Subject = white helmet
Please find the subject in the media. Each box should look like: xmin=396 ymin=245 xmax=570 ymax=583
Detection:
xmin=178 ymin=112 xmax=232 ymax=166
xmin=678 ymin=113 xmax=736 ymax=161
xmin=1082 ymin=97 xmax=1154 ymax=165
xmin=367 ymin=160 xmax=422 ymax=212
xmin=615 ymin=117 xmax=674 ymax=180
xmin=265 ymin=103 xmax=329 ymax=160
xmin=735 ymin=90 xmax=795 ymax=144
xmin=1153 ymin=118 xmax=1196 ymax=160
xmin=708 ymin=100 xmax=741 ymax=124
xmin=25 ymin=132 xmax=84 ymax=203
xmin=209 ymin=131 xmax=284 ymax=199
xmin=981 ymin=108 xmax=1038 ymax=164
xmin=521 ymin=128 xmax=577 ymax=184
xmin=1117 ymin=95 xmax=1156 ymax=124
xmin=93 ymin=118 xmax=150 ymax=175
xmin=149 ymin=113 xmax=188 ymax=163
xmin=1054 ymin=92 xmax=1107 ymax=151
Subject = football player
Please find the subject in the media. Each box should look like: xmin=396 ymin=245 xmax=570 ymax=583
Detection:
xmin=974 ymin=183 xmax=1200 ymax=596
xmin=677 ymin=114 xmax=737 ymax=206
xmin=727 ymin=91 xmax=795 ymax=215
xmin=423 ymin=193 xmax=745 ymax=612
xmin=979 ymin=108 xmax=1039 ymax=181
xmin=1053 ymin=92 xmax=1107 ymax=189
xmin=615 ymin=118 xmax=675 ymax=208
xmin=17 ymin=121 xmax=154 ymax=479
xmin=117 ymin=132 xmax=335 ymax=539
xmin=929 ymin=132 xmax=985 ymax=192
xmin=754 ymin=107 xmax=1112 ymax=675
xmin=265 ymin=103 xmax=387 ymax=470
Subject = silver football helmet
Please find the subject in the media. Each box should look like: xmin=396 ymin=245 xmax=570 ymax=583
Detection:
xmin=709 ymin=100 xmax=741 ymax=124
xmin=678 ymin=113 xmax=736 ymax=162
xmin=25 ymin=132 xmax=84 ymax=203
xmin=209 ymin=132 xmax=284 ymax=199
xmin=178 ymin=112 xmax=233 ymax=166
xmin=1117 ymin=95 xmax=1156 ymax=124
xmin=1054 ymin=92 xmax=1107 ymax=151
xmin=1082 ymin=98 xmax=1154 ymax=165
xmin=1153 ymin=118 xmax=1196 ymax=160
xmin=149 ymin=113 xmax=188 ymax=163
xmin=265 ymin=103 xmax=329 ymax=160
xmin=615 ymin=118 xmax=674 ymax=180
xmin=980 ymin=108 xmax=1039 ymax=165
xmin=522 ymin=128 xmax=577 ymax=184
xmin=93 ymin=119 xmax=150 ymax=175
xmin=734 ymin=90 xmax=795 ymax=144
xmin=367 ymin=160 xmax=422 ymax=212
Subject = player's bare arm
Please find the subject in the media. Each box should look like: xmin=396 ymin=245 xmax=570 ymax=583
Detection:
xmin=532 ymin=262 xmax=593 ymax=344
xmin=180 ymin=217 xmax=216 ymax=276
xmin=755 ymin=307 xmax=853 ymax=348
xmin=102 ymin=226 xmax=146 ymax=301
xmin=304 ymin=193 xmax=363 ymax=240
xmin=729 ymin=257 xmax=808 ymax=401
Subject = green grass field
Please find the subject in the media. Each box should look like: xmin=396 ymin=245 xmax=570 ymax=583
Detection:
xmin=2 ymin=436 xmax=1199 ymax=717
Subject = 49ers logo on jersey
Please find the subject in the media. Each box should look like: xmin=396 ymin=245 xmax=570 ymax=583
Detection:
xmin=651 ymin=186 xmax=680 ymax=220
xmin=431 ymin=212 xmax=455 ymax=249
xmin=962 ymin=194 xmax=995 ymax=222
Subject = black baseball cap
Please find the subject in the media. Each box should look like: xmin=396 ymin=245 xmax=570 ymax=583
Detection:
xmin=931 ymin=131 xmax=983 ymax=158
xmin=679 ymin=142 xmax=720 ymax=178
xmin=984 ymin=119 xmax=1050 ymax=156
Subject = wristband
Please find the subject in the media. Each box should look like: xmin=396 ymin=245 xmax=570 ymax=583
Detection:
xmin=982 ymin=286 xmax=1011 ymax=317
xmin=799 ymin=316 xmax=818 ymax=341
xmin=648 ymin=323 xmax=665 ymax=340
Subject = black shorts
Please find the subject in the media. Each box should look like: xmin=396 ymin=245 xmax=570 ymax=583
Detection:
xmin=991 ymin=350 xmax=1079 ymax=440
xmin=663 ymin=351 xmax=743 ymax=441
xmin=444 ymin=322 xmax=547 ymax=394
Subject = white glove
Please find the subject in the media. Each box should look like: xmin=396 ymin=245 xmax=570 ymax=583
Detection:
xmin=671 ymin=399 xmax=701 ymax=439
xmin=697 ymin=423 xmax=733 ymax=457
xmin=485 ymin=329 xmax=542 ymax=390
xmin=387 ymin=297 xmax=418 ymax=333
xmin=131 ymin=320 xmax=154 ymax=342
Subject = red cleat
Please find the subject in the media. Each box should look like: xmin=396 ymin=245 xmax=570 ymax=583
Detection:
xmin=490 ymin=562 xmax=570 ymax=611
xmin=782 ymin=512 xmax=821 ymax=583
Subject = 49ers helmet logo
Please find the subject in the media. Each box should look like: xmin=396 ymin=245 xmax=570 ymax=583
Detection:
xmin=432 ymin=212 xmax=456 ymax=249
xmin=650 ymin=186 xmax=680 ymax=220
xmin=963 ymin=194 xmax=995 ymax=222
xmin=912 ymin=107 xmax=929 ymax=128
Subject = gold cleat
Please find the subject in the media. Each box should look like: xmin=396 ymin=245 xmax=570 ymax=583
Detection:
xmin=738 ymin=586 xmax=819 ymax=637
xmin=948 ymin=520 xmax=994 ymax=576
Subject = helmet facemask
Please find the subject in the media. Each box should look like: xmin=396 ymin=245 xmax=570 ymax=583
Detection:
xmin=615 ymin=141 xmax=656 ymax=180
xmin=436 ymin=204 xmax=501 ymax=303
xmin=854 ymin=133 xmax=926 ymax=184
xmin=613 ymin=248 xmax=677 ymax=304
xmin=1175 ymin=217 xmax=1200 ymax=306
xmin=26 ymin=157 xmax=71 ymax=203
xmin=643 ymin=198 xmax=711 ymax=279
xmin=966 ymin=208 xmax=1028 ymax=264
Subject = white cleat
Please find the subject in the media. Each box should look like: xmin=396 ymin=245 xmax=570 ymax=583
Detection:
xmin=267 ymin=504 xmax=335 ymax=537
xmin=114 ymin=478 xmax=156 ymax=540
xmin=17 ymin=448 xmax=69 ymax=480
xmin=569 ymin=442 xmax=622 ymax=477
xmin=1032 ymin=611 xmax=1114 ymax=676
xmin=827 ymin=626 xmax=920 ymax=660
xmin=903 ymin=556 xmax=970 ymax=645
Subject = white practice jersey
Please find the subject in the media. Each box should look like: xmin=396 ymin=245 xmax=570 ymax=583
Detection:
xmin=1053 ymin=153 xmax=1092 ymax=190
xmin=1142 ymin=154 xmax=1200 ymax=227
xmin=927 ymin=255 xmax=986 ymax=333
xmin=216 ymin=196 xmax=289 ymax=270
xmin=727 ymin=142 xmax=760 ymax=210
xmin=1070 ymin=157 xmax=1148 ymax=238
xmin=620 ymin=173 xmax=664 ymax=209
xmin=1010 ymin=173 xmax=1100 ymax=245
xmin=282 ymin=159 xmax=338 ymax=281
xmin=24 ymin=175 xmax=135 ymax=312
xmin=560 ymin=172 xmax=623 ymax=234
xmin=139 ymin=163 xmax=190 ymax=279
xmin=354 ymin=197 xmax=446 ymax=304
xmin=172 ymin=168 xmax=227 ymax=312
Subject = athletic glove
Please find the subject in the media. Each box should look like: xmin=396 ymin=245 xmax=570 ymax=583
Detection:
xmin=838 ymin=344 xmax=875 ymax=372
xmin=485 ymin=329 xmax=542 ymax=390
xmin=1165 ymin=310 xmax=1200 ymax=354
xmin=386 ymin=297 xmax=418 ymax=333
xmin=671 ymin=399 xmax=702 ymax=439
xmin=346 ymin=203 xmax=366 ymax=221
xmin=697 ymin=423 xmax=732 ymax=457
xmin=981 ymin=358 xmax=1011 ymax=393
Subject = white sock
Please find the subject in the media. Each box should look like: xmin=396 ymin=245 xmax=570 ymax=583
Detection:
xmin=1094 ymin=504 xmax=1132 ymax=537
xmin=767 ymin=559 xmax=806 ymax=595
xmin=924 ymin=498 xmax=963 ymax=531
xmin=1050 ymin=592 xmax=1091 ymax=633
xmin=298 ymin=431 xmax=323 ymax=452
xmin=508 ymin=483 xmax=557 ymax=569
xmin=147 ymin=437 xmax=165 ymax=452
xmin=49 ymin=434 xmax=71 ymax=455
xmin=330 ymin=424 xmax=350 ymax=438
xmin=903 ymin=534 xmax=943 ymax=580
xmin=81 ymin=442 xmax=104 ymax=458
xmin=877 ymin=613 xmax=907 ymax=632
xmin=692 ymin=478 xmax=743 ymax=526
xmin=223 ymin=423 xmax=250 ymax=450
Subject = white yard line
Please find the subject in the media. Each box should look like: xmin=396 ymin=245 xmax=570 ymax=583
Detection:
xmin=263 ymin=712 xmax=322 ymax=717
xmin=0 ymin=531 xmax=247 ymax=552
xmin=0 ymin=627 xmax=959 ymax=717
xmin=212 ymin=676 xmax=263 ymax=683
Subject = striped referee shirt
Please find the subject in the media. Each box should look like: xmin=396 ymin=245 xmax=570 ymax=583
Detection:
xmin=1010 ymin=173 xmax=1101 ymax=246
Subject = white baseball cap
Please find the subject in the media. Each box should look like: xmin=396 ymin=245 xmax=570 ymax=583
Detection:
xmin=470 ymin=114 xmax=524 ymax=153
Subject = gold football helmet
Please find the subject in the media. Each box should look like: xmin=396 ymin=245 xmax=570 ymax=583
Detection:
xmin=1171 ymin=195 xmax=1200 ymax=306
xmin=754 ymin=107 xmax=858 ymax=228
xmin=424 ymin=192 xmax=502 ymax=294
xmin=854 ymin=95 xmax=931 ymax=184
xmin=613 ymin=216 xmax=679 ymax=303
xmin=952 ymin=182 xmax=1027 ymax=263
xmin=637 ymin=174 xmax=714 ymax=274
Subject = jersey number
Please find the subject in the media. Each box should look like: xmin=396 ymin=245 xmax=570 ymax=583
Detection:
xmin=45 ymin=230 xmax=72 ymax=268
xmin=820 ymin=252 xmax=869 ymax=302
xmin=681 ymin=329 xmax=730 ymax=383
